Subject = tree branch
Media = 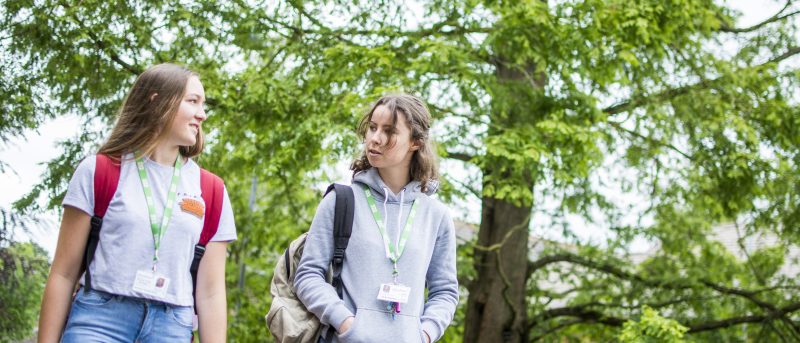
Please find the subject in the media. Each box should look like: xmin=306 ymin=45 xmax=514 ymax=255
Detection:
xmin=528 ymin=252 xmax=693 ymax=290
xmin=703 ymin=280 xmax=776 ymax=310
xmin=286 ymin=0 xmax=361 ymax=46
xmin=603 ymin=81 xmax=702 ymax=116
xmin=544 ymin=296 xmax=721 ymax=312
xmin=719 ymin=0 xmax=799 ymax=33
xmin=607 ymin=121 xmax=693 ymax=160
xmin=771 ymin=46 xmax=800 ymax=65
xmin=427 ymin=103 xmax=489 ymax=126
xmin=257 ymin=2 xmax=488 ymax=48
xmin=602 ymin=46 xmax=800 ymax=115
xmin=61 ymin=2 xmax=141 ymax=75
xmin=530 ymin=319 xmax=584 ymax=342
xmin=527 ymin=251 xmax=800 ymax=337
xmin=700 ymin=279 xmax=800 ymax=336
xmin=287 ymin=21 xmax=491 ymax=39
xmin=530 ymin=306 xmax=626 ymax=329
xmin=448 ymin=175 xmax=481 ymax=199
xmin=445 ymin=151 xmax=475 ymax=163
xmin=688 ymin=302 xmax=800 ymax=333
xmin=528 ymin=301 xmax=800 ymax=337
xmin=529 ymin=251 xmax=800 ymax=302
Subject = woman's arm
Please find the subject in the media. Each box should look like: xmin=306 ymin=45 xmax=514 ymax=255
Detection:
xmin=38 ymin=206 xmax=92 ymax=343
xmin=196 ymin=241 xmax=229 ymax=343
xmin=421 ymin=211 xmax=459 ymax=342
xmin=294 ymin=192 xmax=355 ymax=333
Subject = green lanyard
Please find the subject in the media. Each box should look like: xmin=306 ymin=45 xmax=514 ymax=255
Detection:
xmin=135 ymin=154 xmax=183 ymax=271
xmin=364 ymin=188 xmax=418 ymax=277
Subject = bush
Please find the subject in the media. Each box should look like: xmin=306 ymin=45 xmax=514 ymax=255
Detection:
xmin=619 ymin=306 xmax=689 ymax=343
xmin=0 ymin=242 xmax=50 ymax=342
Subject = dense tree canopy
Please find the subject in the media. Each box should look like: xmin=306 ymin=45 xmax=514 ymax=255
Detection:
xmin=2 ymin=0 xmax=799 ymax=341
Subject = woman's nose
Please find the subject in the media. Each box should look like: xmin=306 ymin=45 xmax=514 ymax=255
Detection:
xmin=369 ymin=130 xmax=383 ymax=146
xmin=195 ymin=107 xmax=207 ymax=121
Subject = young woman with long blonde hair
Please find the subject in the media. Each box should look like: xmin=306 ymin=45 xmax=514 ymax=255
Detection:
xmin=38 ymin=63 xmax=236 ymax=342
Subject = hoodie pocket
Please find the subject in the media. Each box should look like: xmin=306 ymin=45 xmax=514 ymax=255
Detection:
xmin=338 ymin=307 xmax=423 ymax=343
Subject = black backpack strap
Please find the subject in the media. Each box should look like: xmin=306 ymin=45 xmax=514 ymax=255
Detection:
xmin=323 ymin=184 xmax=354 ymax=341
xmin=324 ymin=183 xmax=355 ymax=300
xmin=284 ymin=247 xmax=291 ymax=279
xmin=82 ymin=216 xmax=103 ymax=293
xmin=189 ymin=244 xmax=206 ymax=308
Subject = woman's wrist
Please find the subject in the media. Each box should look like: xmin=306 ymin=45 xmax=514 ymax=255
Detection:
xmin=338 ymin=316 xmax=355 ymax=334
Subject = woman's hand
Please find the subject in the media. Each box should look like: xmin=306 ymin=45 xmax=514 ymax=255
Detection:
xmin=338 ymin=316 xmax=355 ymax=334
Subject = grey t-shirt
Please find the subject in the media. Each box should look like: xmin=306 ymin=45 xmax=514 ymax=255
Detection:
xmin=63 ymin=153 xmax=236 ymax=306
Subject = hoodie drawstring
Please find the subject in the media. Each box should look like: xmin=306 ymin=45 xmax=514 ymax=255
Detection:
xmin=382 ymin=187 xmax=390 ymax=255
xmin=382 ymin=187 xmax=407 ymax=256
xmin=397 ymin=189 xmax=405 ymax=252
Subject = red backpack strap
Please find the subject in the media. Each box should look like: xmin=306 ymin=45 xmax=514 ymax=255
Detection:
xmin=199 ymin=168 xmax=224 ymax=245
xmin=191 ymin=168 xmax=225 ymax=316
xmin=93 ymin=154 xmax=121 ymax=217
xmin=84 ymin=153 xmax=121 ymax=293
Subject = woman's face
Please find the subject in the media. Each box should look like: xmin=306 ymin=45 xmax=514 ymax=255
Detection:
xmin=169 ymin=76 xmax=206 ymax=147
xmin=365 ymin=105 xmax=418 ymax=172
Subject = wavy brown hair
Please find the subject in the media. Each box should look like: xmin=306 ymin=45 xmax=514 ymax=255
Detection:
xmin=98 ymin=63 xmax=203 ymax=159
xmin=350 ymin=94 xmax=439 ymax=192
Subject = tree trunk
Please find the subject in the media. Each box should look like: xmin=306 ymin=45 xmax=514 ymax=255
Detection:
xmin=463 ymin=58 xmax=540 ymax=342
xmin=464 ymin=195 xmax=532 ymax=343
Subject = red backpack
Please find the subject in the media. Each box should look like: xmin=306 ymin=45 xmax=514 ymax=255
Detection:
xmin=81 ymin=154 xmax=224 ymax=309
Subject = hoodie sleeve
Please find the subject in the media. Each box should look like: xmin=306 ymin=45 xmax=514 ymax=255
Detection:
xmin=421 ymin=208 xmax=459 ymax=342
xmin=293 ymin=192 xmax=354 ymax=331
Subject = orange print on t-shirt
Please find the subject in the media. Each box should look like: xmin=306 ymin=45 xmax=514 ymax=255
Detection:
xmin=179 ymin=198 xmax=205 ymax=218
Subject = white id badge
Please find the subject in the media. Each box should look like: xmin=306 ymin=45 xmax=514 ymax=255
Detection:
xmin=132 ymin=270 xmax=170 ymax=297
xmin=377 ymin=283 xmax=411 ymax=303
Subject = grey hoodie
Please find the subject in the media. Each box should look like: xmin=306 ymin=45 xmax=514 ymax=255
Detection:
xmin=294 ymin=168 xmax=459 ymax=343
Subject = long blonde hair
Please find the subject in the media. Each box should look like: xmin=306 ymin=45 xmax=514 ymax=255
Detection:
xmin=350 ymin=94 xmax=439 ymax=192
xmin=98 ymin=63 xmax=203 ymax=159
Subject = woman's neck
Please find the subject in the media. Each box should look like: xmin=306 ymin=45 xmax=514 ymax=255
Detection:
xmin=149 ymin=144 xmax=181 ymax=166
xmin=377 ymin=167 xmax=410 ymax=194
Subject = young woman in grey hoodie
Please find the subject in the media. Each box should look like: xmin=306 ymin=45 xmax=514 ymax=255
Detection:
xmin=294 ymin=94 xmax=459 ymax=343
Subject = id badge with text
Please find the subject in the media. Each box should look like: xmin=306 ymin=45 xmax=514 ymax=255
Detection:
xmin=377 ymin=283 xmax=411 ymax=303
xmin=132 ymin=270 xmax=170 ymax=297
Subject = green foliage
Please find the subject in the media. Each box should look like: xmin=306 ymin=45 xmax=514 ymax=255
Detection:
xmin=0 ymin=242 xmax=49 ymax=342
xmin=619 ymin=306 xmax=688 ymax=343
xmin=2 ymin=0 xmax=799 ymax=341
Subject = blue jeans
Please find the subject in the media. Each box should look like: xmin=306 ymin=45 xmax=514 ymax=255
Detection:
xmin=62 ymin=288 xmax=193 ymax=342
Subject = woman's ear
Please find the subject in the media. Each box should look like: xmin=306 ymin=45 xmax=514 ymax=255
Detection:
xmin=410 ymin=139 xmax=421 ymax=151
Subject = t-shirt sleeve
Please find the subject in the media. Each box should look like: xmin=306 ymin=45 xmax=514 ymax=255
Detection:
xmin=210 ymin=184 xmax=236 ymax=242
xmin=62 ymin=155 xmax=96 ymax=216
